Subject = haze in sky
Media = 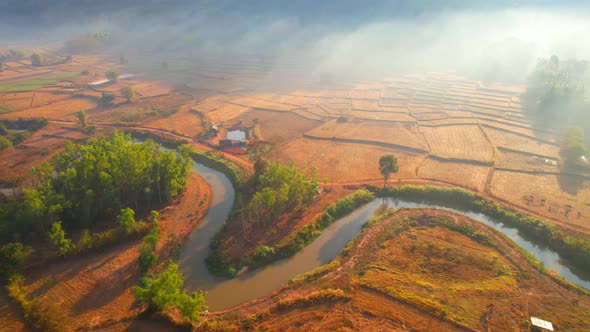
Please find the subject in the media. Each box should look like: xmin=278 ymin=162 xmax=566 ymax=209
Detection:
xmin=1 ymin=0 xmax=589 ymax=84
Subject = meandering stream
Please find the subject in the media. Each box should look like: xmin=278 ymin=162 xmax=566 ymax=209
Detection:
xmin=179 ymin=163 xmax=590 ymax=311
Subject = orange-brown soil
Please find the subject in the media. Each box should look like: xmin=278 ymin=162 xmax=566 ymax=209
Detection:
xmin=208 ymin=209 xmax=590 ymax=331
xmin=17 ymin=173 xmax=211 ymax=331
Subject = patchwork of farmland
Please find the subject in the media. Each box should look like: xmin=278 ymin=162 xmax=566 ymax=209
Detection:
xmin=1 ymin=54 xmax=586 ymax=230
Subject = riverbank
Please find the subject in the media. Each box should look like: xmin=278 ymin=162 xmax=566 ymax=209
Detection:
xmin=8 ymin=171 xmax=212 ymax=331
xmin=372 ymin=185 xmax=590 ymax=280
xmin=206 ymin=209 xmax=590 ymax=331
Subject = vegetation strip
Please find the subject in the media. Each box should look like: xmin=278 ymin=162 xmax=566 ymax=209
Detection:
xmin=370 ymin=185 xmax=590 ymax=277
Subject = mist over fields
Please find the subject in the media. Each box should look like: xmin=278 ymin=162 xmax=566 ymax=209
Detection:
xmin=1 ymin=0 xmax=590 ymax=83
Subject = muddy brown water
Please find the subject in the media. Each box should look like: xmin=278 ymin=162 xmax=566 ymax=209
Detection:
xmin=179 ymin=163 xmax=590 ymax=311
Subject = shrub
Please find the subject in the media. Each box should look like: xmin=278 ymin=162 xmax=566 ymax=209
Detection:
xmin=139 ymin=243 xmax=156 ymax=273
xmin=0 ymin=243 xmax=31 ymax=281
xmin=133 ymin=262 xmax=207 ymax=324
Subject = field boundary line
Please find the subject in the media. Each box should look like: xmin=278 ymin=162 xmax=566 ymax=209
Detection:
xmin=302 ymin=134 xmax=429 ymax=154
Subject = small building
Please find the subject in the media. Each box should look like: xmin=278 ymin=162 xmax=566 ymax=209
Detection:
xmin=226 ymin=129 xmax=247 ymax=142
xmin=531 ymin=317 xmax=554 ymax=331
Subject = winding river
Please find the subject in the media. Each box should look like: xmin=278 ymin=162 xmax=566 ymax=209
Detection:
xmin=179 ymin=163 xmax=590 ymax=311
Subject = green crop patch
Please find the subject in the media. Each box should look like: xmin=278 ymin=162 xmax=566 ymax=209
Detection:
xmin=0 ymin=72 xmax=80 ymax=92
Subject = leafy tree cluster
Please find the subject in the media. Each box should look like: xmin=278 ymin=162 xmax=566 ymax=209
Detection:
xmin=139 ymin=214 xmax=160 ymax=273
xmin=133 ymin=262 xmax=207 ymax=324
xmin=48 ymin=221 xmax=73 ymax=256
xmin=525 ymin=55 xmax=590 ymax=130
xmin=561 ymin=126 xmax=589 ymax=165
xmin=248 ymin=160 xmax=318 ymax=222
xmin=30 ymin=53 xmax=44 ymax=66
xmin=121 ymin=85 xmax=134 ymax=102
xmin=0 ymin=131 xmax=192 ymax=244
xmin=101 ymin=92 xmax=115 ymax=105
xmin=0 ymin=118 xmax=48 ymax=150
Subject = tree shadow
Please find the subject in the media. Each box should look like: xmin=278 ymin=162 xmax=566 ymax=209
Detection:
xmin=557 ymin=174 xmax=584 ymax=196
xmin=72 ymin=259 xmax=140 ymax=316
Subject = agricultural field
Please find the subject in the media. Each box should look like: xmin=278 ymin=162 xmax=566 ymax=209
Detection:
xmin=3 ymin=45 xmax=590 ymax=332
xmin=233 ymin=109 xmax=322 ymax=144
xmin=0 ymin=98 xmax=97 ymax=121
xmin=305 ymin=119 xmax=429 ymax=151
xmin=495 ymin=148 xmax=559 ymax=173
xmin=484 ymin=126 xmax=560 ymax=157
xmin=490 ymin=170 xmax=590 ymax=230
xmin=418 ymin=157 xmax=491 ymax=191
xmin=270 ymin=137 xmax=425 ymax=182
xmin=421 ymin=124 xmax=494 ymax=163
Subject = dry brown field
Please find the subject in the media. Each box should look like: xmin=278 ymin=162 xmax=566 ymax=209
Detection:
xmin=306 ymin=119 xmax=429 ymax=151
xmin=484 ymin=126 xmax=559 ymax=157
xmin=204 ymin=103 xmax=251 ymax=124
xmin=419 ymin=118 xmax=480 ymax=126
xmin=495 ymin=149 xmax=559 ymax=172
xmin=228 ymin=96 xmax=298 ymax=111
xmin=234 ymin=109 xmax=322 ymax=144
xmin=352 ymin=110 xmax=416 ymax=122
xmin=291 ymin=109 xmax=323 ymax=121
xmin=131 ymin=81 xmax=172 ymax=98
xmin=0 ymin=98 xmax=97 ymax=121
xmin=271 ymin=137 xmax=425 ymax=182
xmin=350 ymin=99 xmax=382 ymax=111
xmin=144 ymin=110 xmax=203 ymax=138
xmin=418 ymin=157 xmax=490 ymax=191
xmin=479 ymin=121 xmax=548 ymax=138
xmin=0 ymin=124 xmax=88 ymax=185
xmin=422 ymin=124 xmax=494 ymax=162
xmin=490 ymin=170 xmax=590 ymax=230
xmin=30 ymin=92 xmax=70 ymax=107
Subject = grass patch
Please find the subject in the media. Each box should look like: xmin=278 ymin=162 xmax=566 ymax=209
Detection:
xmin=0 ymin=72 xmax=80 ymax=92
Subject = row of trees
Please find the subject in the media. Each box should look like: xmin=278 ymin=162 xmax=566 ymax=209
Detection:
xmin=0 ymin=131 xmax=193 ymax=244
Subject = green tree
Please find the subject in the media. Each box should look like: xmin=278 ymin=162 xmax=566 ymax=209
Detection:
xmin=100 ymin=92 xmax=115 ymax=105
xmin=48 ymin=222 xmax=73 ymax=256
xmin=76 ymin=110 xmax=88 ymax=127
xmin=561 ymin=126 xmax=589 ymax=165
xmin=379 ymin=154 xmax=399 ymax=187
xmin=248 ymin=161 xmax=317 ymax=221
xmin=121 ymin=86 xmax=134 ymax=102
xmin=0 ymin=242 xmax=31 ymax=280
xmin=30 ymin=53 xmax=43 ymax=66
xmin=117 ymin=208 xmax=136 ymax=234
xmin=133 ymin=262 xmax=207 ymax=324
xmin=106 ymin=70 xmax=119 ymax=82
xmin=149 ymin=210 xmax=159 ymax=224
xmin=138 ymin=243 xmax=156 ymax=273
xmin=0 ymin=136 xmax=11 ymax=151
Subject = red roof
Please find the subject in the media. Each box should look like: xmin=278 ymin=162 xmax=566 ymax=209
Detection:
xmin=223 ymin=147 xmax=247 ymax=155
